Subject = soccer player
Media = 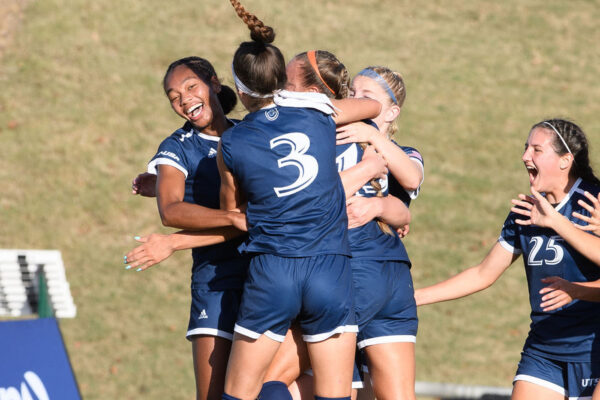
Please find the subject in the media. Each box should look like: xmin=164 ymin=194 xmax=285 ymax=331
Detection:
xmin=262 ymin=53 xmax=424 ymax=400
xmin=415 ymin=119 xmax=600 ymax=400
xmin=219 ymin=2 xmax=382 ymax=400
xmin=126 ymin=56 xmax=248 ymax=400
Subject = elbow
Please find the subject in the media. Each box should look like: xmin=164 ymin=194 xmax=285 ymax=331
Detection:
xmin=158 ymin=209 xmax=178 ymax=228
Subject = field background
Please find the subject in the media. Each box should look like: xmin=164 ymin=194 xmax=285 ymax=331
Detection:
xmin=1 ymin=0 xmax=599 ymax=399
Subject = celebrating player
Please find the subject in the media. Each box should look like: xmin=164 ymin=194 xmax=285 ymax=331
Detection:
xmin=261 ymin=53 xmax=423 ymax=400
xmin=219 ymin=2 xmax=382 ymax=400
xmin=415 ymin=119 xmax=600 ymax=400
xmin=125 ymin=56 xmax=248 ymax=400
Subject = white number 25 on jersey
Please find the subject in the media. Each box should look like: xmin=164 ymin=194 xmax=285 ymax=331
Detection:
xmin=270 ymin=132 xmax=319 ymax=197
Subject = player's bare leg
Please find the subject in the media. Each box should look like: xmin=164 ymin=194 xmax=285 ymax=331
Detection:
xmin=224 ymin=333 xmax=281 ymax=400
xmin=192 ymin=335 xmax=231 ymax=400
xmin=364 ymin=342 xmax=415 ymax=400
xmin=307 ymin=332 xmax=356 ymax=398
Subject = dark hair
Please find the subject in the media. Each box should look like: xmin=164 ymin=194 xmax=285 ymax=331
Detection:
xmin=293 ymin=50 xmax=349 ymax=100
xmin=229 ymin=0 xmax=286 ymax=110
xmin=163 ymin=56 xmax=237 ymax=114
xmin=531 ymin=118 xmax=600 ymax=186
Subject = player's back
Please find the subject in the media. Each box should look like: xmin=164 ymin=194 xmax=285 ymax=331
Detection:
xmin=220 ymin=105 xmax=350 ymax=257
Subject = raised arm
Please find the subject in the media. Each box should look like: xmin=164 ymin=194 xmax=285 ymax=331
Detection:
xmin=415 ymin=242 xmax=519 ymax=306
xmin=156 ymin=164 xmax=246 ymax=230
xmin=336 ymin=122 xmax=423 ymax=191
xmin=330 ymin=98 xmax=381 ymax=125
xmin=511 ymin=188 xmax=600 ymax=267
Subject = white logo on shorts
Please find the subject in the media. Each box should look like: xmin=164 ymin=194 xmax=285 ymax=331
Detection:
xmin=198 ymin=309 xmax=208 ymax=319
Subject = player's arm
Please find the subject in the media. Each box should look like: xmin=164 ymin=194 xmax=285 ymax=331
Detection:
xmin=217 ymin=142 xmax=245 ymax=211
xmin=336 ymin=122 xmax=423 ymax=191
xmin=538 ymin=277 xmax=600 ymax=311
xmin=511 ymin=188 xmax=600 ymax=267
xmin=339 ymin=145 xmax=388 ymax=199
xmin=346 ymin=195 xmax=411 ymax=230
xmin=415 ymin=242 xmax=519 ymax=306
xmin=156 ymin=165 xmax=246 ymax=231
xmin=124 ymin=227 xmax=245 ymax=271
xmin=330 ymin=98 xmax=381 ymax=125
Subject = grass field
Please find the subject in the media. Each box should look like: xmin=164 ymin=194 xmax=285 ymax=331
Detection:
xmin=1 ymin=0 xmax=599 ymax=399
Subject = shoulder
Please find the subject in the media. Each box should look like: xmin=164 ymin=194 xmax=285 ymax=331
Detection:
xmin=395 ymin=142 xmax=424 ymax=164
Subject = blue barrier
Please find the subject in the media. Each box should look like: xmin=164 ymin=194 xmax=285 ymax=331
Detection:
xmin=0 ymin=318 xmax=80 ymax=399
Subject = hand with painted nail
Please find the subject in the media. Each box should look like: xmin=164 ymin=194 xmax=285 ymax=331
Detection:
xmin=124 ymin=234 xmax=175 ymax=271
xmin=573 ymin=190 xmax=600 ymax=236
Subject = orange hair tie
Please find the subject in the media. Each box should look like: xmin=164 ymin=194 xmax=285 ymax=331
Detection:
xmin=307 ymin=50 xmax=335 ymax=95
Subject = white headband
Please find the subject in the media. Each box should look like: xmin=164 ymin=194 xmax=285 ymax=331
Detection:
xmin=543 ymin=121 xmax=572 ymax=154
xmin=231 ymin=64 xmax=274 ymax=99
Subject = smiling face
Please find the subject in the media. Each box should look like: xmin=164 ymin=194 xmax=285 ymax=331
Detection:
xmin=522 ymin=127 xmax=572 ymax=198
xmin=164 ymin=64 xmax=219 ymax=131
xmin=350 ymin=75 xmax=397 ymax=132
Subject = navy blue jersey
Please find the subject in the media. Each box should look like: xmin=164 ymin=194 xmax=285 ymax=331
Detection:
xmin=336 ymin=140 xmax=423 ymax=261
xmin=499 ymin=178 xmax=600 ymax=362
xmin=220 ymin=105 xmax=351 ymax=257
xmin=148 ymin=121 xmax=248 ymax=289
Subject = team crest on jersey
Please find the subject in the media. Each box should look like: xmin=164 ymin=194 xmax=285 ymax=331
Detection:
xmin=265 ymin=108 xmax=279 ymax=121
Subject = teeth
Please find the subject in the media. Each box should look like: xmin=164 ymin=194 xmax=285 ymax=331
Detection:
xmin=187 ymin=103 xmax=203 ymax=116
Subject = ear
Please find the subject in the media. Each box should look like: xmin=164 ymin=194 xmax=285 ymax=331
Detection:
xmin=383 ymin=104 xmax=401 ymax=124
xmin=560 ymin=153 xmax=574 ymax=170
xmin=307 ymin=86 xmax=321 ymax=94
xmin=211 ymin=75 xmax=222 ymax=94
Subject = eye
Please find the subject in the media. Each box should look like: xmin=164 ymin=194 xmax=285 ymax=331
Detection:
xmin=169 ymin=95 xmax=180 ymax=103
xmin=188 ymin=84 xmax=197 ymax=91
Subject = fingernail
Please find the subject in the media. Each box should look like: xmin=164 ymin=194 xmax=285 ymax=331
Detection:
xmin=136 ymin=268 xmax=142 ymax=272
xmin=125 ymin=265 xmax=132 ymax=270
xmin=134 ymin=236 xmax=140 ymax=240
xmin=123 ymin=256 xmax=127 ymax=263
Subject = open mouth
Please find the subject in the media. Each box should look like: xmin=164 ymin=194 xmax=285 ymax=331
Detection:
xmin=525 ymin=164 xmax=538 ymax=185
xmin=186 ymin=103 xmax=204 ymax=120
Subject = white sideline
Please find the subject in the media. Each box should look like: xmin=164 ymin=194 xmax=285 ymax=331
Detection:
xmin=415 ymin=381 xmax=512 ymax=398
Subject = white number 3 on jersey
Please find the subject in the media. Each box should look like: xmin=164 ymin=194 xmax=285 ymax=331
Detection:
xmin=270 ymin=133 xmax=319 ymax=197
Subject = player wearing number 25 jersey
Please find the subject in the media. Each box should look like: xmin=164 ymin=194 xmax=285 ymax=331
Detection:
xmin=500 ymin=177 xmax=600 ymax=361
xmin=220 ymin=101 xmax=355 ymax=342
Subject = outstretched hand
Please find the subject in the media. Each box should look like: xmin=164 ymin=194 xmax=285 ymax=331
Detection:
xmin=572 ymin=190 xmax=600 ymax=236
xmin=510 ymin=188 xmax=560 ymax=228
xmin=124 ymin=234 xmax=174 ymax=271
xmin=131 ymin=172 xmax=157 ymax=197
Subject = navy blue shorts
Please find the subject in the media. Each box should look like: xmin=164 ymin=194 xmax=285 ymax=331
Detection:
xmin=186 ymin=284 xmax=243 ymax=341
xmin=514 ymin=351 xmax=600 ymax=398
xmin=234 ymin=254 xmax=357 ymax=342
xmin=351 ymin=259 xmax=417 ymax=349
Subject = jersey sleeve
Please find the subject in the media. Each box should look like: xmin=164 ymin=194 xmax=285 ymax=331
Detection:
xmin=147 ymin=133 xmax=190 ymax=177
xmin=498 ymin=212 xmax=523 ymax=254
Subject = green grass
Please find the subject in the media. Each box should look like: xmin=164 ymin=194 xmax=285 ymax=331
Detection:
xmin=1 ymin=0 xmax=599 ymax=398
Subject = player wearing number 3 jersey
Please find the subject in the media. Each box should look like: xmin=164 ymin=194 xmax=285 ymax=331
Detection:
xmin=218 ymin=2 xmax=381 ymax=400
xmin=416 ymin=119 xmax=600 ymax=400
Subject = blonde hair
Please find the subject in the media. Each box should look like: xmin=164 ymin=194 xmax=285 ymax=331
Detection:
xmin=357 ymin=66 xmax=406 ymax=138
